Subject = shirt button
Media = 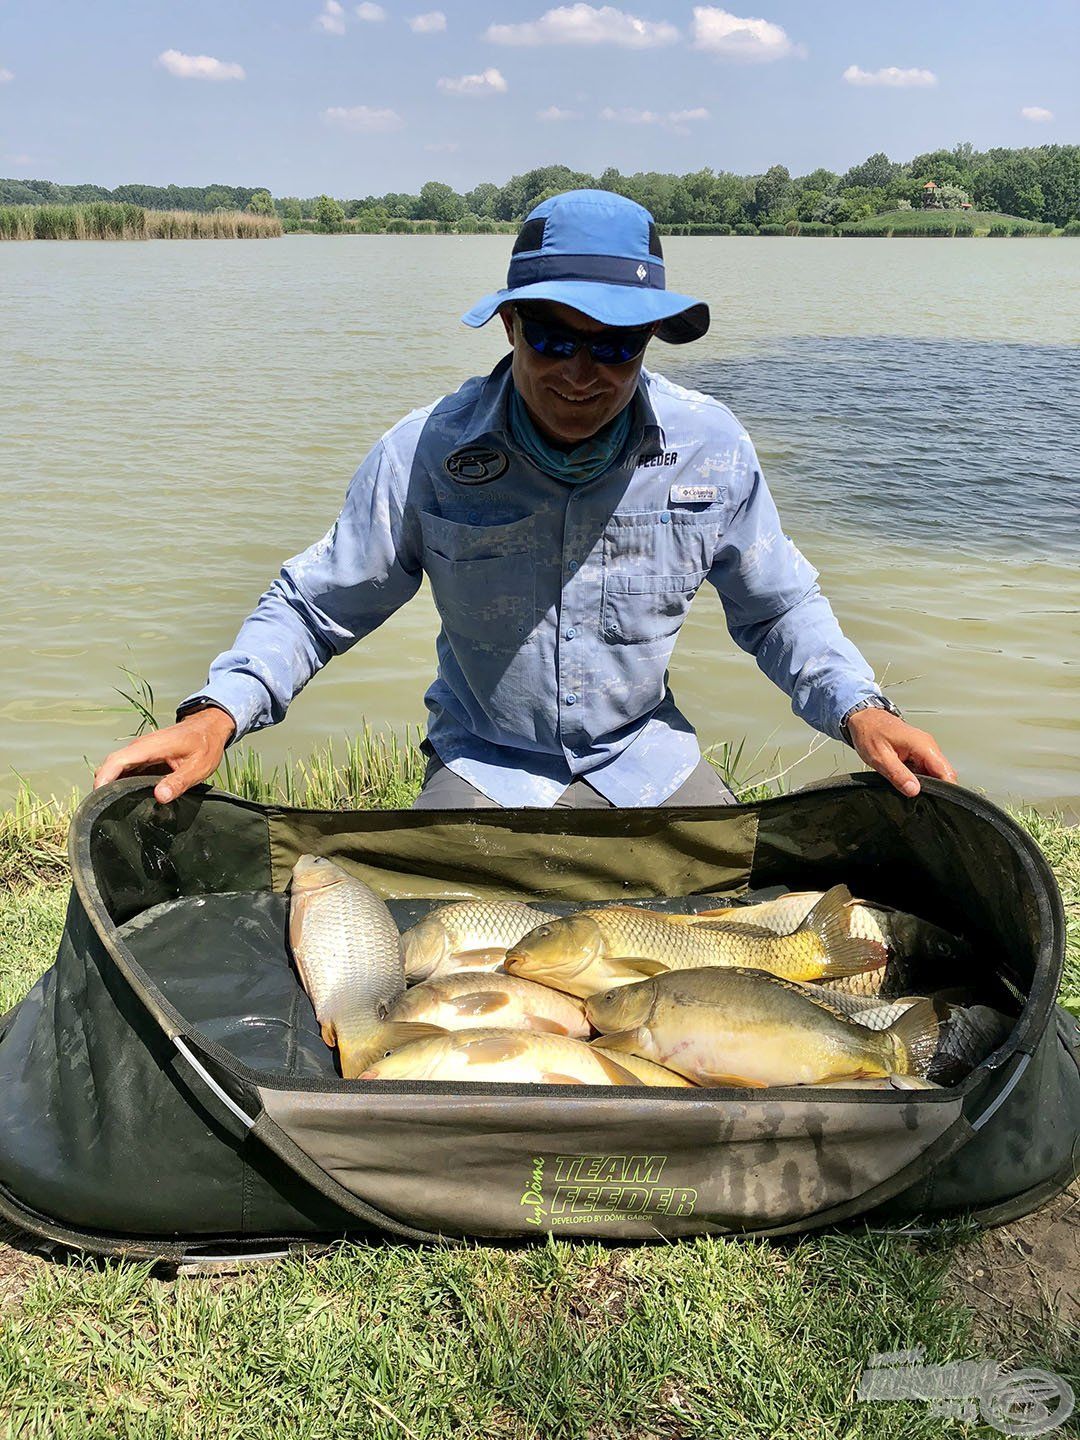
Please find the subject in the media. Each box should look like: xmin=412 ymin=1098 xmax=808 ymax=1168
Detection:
xmin=469 ymin=512 xmax=481 ymax=524
xmin=564 ymin=627 xmax=576 ymax=640
xmin=660 ymin=512 xmax=671 ymax=524
xmin=565 ymin=693 xmax=577 ymax=706
xmin=568 ymin=560 xmax=578 ymax=572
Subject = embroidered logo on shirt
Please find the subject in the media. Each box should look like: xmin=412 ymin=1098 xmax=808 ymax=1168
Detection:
xmin=444 ymin=445 xmax=510 ymax=484
xmin=638 ymin=450 xmax=679 ymax=469
xmin=670 ymin=483 xmax=719 ymax=503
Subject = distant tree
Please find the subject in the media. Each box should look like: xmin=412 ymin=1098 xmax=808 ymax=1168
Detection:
xmin=751 ymin=165 xmax=793 ymax=222
xmin=247 ymin=189 xmax=275 ymax=216
xmin=279 ymin=197 xmax=302 ymax=223
xmin=314 ymin=194 xmax=345 ymax=233
xmin=416 ymin=180 xmax=465 ymax=224
xmin=203 ymin=186 xmax=235 ymax=212
xmin=464 ymin=182 xmax=499 ymax=218
xmin=841 ymin=152 xmax=900 ymax=191
xmin=936 ymin=183 xmax=971 ymax=211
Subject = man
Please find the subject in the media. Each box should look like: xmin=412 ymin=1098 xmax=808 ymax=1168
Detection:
xmin=95 ymin=189 xmax=956 ymax=807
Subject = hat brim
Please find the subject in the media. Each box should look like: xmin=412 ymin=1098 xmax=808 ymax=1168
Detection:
xmin=461 ymin=280 xmax=709 ymax=345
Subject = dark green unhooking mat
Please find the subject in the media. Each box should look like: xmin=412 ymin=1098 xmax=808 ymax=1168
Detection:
xmin=0 ymin=774 xmax=1076 ymax=1261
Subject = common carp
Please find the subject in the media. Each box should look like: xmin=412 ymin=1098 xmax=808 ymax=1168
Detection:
xmin=585 ymin=966 xmax=941 ymax=1088
xmin=288 ymin=854 xmax=406 ymax=1078
xmin=402 ymin=899 xmax=559 ymax=981
xmin=359 ymin=1028 xmax=640 ymax=1086
xmin=382 ymin=970 xmax=590 ymax=1039
xmin=697 ymin=892 xmax=971 ymax=968
xmin=505 ymin=885 xmax=884 ymax=998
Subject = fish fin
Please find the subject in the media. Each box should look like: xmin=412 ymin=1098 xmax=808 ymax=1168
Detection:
xmin=590 ymin=1028 xmax=640 ymax=1052
xmin=461 ymin=1033 xmax=532 ymax=1065
xmin=689 ymin=919 xmax=779 ymax=940
xmin=541 ymin=1072 xmax=589 ymax=1086
xmin=448 ymin=948 xmax=507 ymax=969
xmin=375 ymin=1021 xmax=448 ymax=1056
xmin=319 ymin=1021 xmax=337 ymax=1049
xmin=730 ymin=968 xmax=859 ymax=1022
xmin=611 ymin=957 xmax=669 ymax=979
xmin=887 ymin=998 xmax=944 ymax=1076
xmin=591 ymin=1054 xmax=641 ymax=1085
xmin=449 ymin=992 xmax=513 ymax=1018
xmin=798 ymin=885 xmax=888 ymax=978
xmin=525 ymin=1017 xmax=573 ymax=1036
xmin=696 ymin=1073 xmax=768 ymax=1089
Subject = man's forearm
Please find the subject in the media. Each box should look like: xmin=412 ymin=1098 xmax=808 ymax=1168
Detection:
xmin=727 ymin=584 xmax=883 ymax=740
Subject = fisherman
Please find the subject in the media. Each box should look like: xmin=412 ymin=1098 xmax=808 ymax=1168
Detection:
xmin=95 ymin=189 xmax=956 ymax=809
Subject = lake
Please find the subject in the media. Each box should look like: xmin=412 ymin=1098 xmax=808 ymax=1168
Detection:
xmin=1 ymin=236 xmax=1077 ymax=809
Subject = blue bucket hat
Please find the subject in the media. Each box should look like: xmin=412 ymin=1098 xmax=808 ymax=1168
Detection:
xmin=461 ymin=189 xmax=709 ymax=344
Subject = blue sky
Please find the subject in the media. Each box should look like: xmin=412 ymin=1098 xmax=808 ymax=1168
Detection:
xmin=1 ymin=0 xmax=1076 ymax=194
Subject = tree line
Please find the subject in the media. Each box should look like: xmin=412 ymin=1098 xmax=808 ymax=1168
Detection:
xmin=4 ymin=144 xmax=1078 ymax=229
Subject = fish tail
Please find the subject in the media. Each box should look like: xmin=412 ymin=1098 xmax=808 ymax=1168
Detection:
xmin=801 ymin=884 xmax=888 ymax=978
xmin=885 ymin=998 xmax=943 ymax=1077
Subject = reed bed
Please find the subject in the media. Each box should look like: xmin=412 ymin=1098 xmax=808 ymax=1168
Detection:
xmin=0 ymin=203 xmax=282 ymax=240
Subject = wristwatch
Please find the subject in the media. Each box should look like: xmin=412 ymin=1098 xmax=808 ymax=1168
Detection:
xmin=839 ymin=695 xmax=903 ymax=746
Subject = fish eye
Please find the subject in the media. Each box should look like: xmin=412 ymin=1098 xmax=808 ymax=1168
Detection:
xmin=535 ymin=925 xmax=552 ymax=938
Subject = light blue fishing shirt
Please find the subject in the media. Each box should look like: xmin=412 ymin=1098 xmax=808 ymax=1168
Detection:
xmin=182 ymin=355 xmax=883 ymax=807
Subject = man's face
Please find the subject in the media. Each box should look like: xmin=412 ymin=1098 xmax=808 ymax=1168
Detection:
xmin=499 ymin=300 xmax=654 ymax=446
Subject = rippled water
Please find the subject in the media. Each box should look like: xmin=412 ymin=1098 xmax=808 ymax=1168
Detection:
xmin=1 ymin=237 xmax=1077 ymax=807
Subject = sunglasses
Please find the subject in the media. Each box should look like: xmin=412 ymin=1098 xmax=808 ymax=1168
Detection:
xmin=515 ymin=308 xmax=653 ymax=366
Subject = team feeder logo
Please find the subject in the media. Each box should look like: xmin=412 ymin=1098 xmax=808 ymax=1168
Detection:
xmin=520 ymin=1153 xmax=697 ymax=1227
xmin=444 ymin=445 xmax=509 ymax=484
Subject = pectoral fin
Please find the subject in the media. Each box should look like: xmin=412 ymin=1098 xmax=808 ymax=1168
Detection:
xmin=449 ymin=992 xmax=513 ymax=1018
xmin=610 ymin=957 xmax=669 ymax=979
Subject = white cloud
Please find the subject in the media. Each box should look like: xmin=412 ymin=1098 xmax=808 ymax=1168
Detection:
xmin=692 ymin=7 xmax=801 ymax=61
xmin=409 ymin=10 xmax=446 ymax=32
xmin=0 ymin=68 xmax=13 ymax=84
xmin=317 ymin=0 xmax=346 ymax=33
xmin=486 ymin=5 xmax=678 ymax=48
xmin=425 ymin=140 xmax=459 ymax=151
xmin=843 ymin=64 xmax=937 ymax=88
xmin=356 ymin=2 xmax=386 ymax=16
xmin=601 ymin=105 xmax=709 ymax=133
xmin=157 ymin=50 xmax=246 ymax=80
xmin=1021 ymin=105 xmax=1053 ymax=122
xmin=538 ymin=105 xmax=582 ymax=121
xmin=437 ymin=67 xmax=507 ymax=96
xmin=323 ymin=104 xmax=404 ymax=130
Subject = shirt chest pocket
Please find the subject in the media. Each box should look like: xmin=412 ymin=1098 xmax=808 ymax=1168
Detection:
xmin=420 ymin=511 xmax=538 ymax=644
xmin=601 ymin=509 xmax=721 ymax=646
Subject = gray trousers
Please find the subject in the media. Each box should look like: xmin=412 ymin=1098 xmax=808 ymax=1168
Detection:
xmin=412 ymin=746 xmax=738 ymax=810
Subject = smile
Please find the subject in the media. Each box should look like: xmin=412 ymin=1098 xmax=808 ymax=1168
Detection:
xmin=552 ymin=389 xmax=602 ymax=405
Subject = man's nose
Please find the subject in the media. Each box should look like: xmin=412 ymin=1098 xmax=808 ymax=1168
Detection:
xmin=560 ymin=346 xmax=598 ymax=388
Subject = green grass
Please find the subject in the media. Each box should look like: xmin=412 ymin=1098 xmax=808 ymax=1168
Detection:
xmin=1 ymin=743 xmax=1077 ymax=1439
xmin=0 ymin=203 xmax=282 ymax=241
xmin=843 ymin=209 xmax=1056 ymax=237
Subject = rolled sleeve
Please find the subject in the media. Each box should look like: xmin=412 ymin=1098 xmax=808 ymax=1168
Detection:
xmin=180 ymin=441 xmax=422 ymax=740
xmin=709 ymin=441 xmax=881 ymax=740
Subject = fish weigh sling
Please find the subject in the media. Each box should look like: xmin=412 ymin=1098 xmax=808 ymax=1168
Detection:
xmin=288 ymin=855 xmax=406 ymax=1079
xmin=505 ymin=884 xmax=884 ymax=998
xmin=402 ymin=899 xmax=558 ymax=981
xmin=586 ymin=966 xmax=941 ymax=1088
xmin=360 ymin=1028 xmax=640 ymax=1086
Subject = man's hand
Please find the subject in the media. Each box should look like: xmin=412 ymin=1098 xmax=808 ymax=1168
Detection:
xmin=93 ymin=706 xmax=237 ymax=805
xmin=845 ymin=709 xmax=957 ymax=799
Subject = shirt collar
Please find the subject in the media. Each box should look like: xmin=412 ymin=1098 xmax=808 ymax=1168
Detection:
xmin=458 ymin=354 xmax=666 ymax=464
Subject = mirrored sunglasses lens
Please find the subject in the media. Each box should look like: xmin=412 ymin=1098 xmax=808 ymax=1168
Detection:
xmin=522 ymin=319 xmax=578 ymax=359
